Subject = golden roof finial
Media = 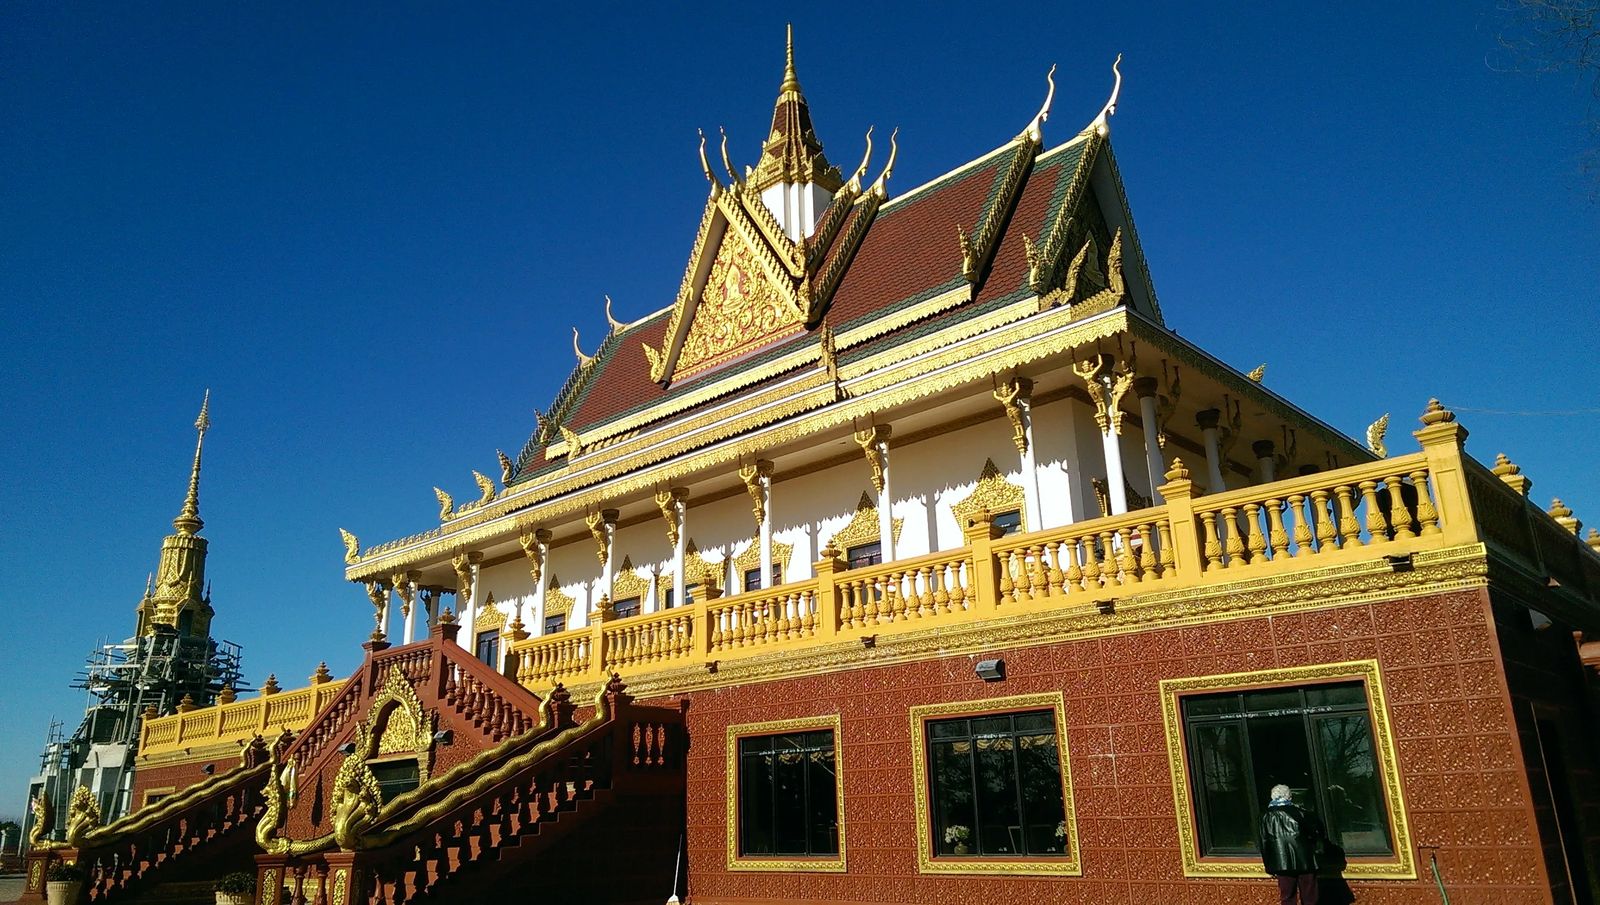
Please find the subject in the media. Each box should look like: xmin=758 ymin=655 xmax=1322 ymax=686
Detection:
xmin=1023 ymin=64 xmax=1057 ymax=143
xmin=1090 ymin=54 xmax=1124 ymax=137
xmin=173 ymin=390 xmax=210 ymax=535
xmin=782 ymin=23 xmax=800 ymax=94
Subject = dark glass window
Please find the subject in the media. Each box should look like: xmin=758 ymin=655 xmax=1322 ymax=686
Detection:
xmin=926 ymin=710 xmax=1067 ymax=858
xmin=370 ymin=760 xmax=420 ymax=803
xmin=614 ymin=597 xmax=641 ymax=619
xmin=474 ymin=630 xmax=499 ymax=666
xmin=992 ymin=510 xmax=1023 ymax=536
xmin=737 ymin=730 xmax=839 ymax=857
xmin=543 ymin=614 xmax=565 ymax=635
xmin=742 ymin=565 xmax=784 ymax=593
xmin=1181 ymin=681 xmax=1393 ymax=858
xmin=845 ymin=542 xmax=882 ymax=570
xmin=664 ymin=583 xmax=701 ymax=609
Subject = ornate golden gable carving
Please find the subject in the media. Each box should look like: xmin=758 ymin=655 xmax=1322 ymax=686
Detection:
xmin=612 ymin=556 xmax=652 ymax=605
xmin=951 ymin=459 xmax=1028 ymax=533
xmin=828 ymin=492 xmax=903 ymax=552
xmin=544 ymin=578 xmax=576 ymax=617
xmin=475 ymin=593 xmax=506 ymax=633
xmin=731 ymin=536 xmax=794 ymax=585
xmin=674 ymin=239 xmax=807 ymax=380
xmin=369 ymin=666 xmax=433 ymax=770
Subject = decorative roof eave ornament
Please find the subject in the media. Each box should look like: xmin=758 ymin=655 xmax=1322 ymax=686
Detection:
xmin=340 ymin=528 xmax=361 ymax=565
xmin=1366 ymin=413 xmax=1390 ymax=458
xmin=1090 ymin=53 xmax=1124 ymax=138
xmin=958 ymin=66 xmax=1057 ymax=287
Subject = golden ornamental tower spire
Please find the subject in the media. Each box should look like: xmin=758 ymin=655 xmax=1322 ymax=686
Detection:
xmin=147 ymin=391 xmax=214 ymax=636
xmin=173 ymin=390 xmax=210 ymax=535
xmin=750 ymin=24 xmax=843 ymax=195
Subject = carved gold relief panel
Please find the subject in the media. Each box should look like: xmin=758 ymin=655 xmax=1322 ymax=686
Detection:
xmin=675 ymin=238 xmax=805 ymax=380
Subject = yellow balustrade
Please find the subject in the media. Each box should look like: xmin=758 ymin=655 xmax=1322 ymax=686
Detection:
xmin=138 ymin=679 xmax=349 ymax=759
xmin=505 ymin=418 xmax=1599 ymax=693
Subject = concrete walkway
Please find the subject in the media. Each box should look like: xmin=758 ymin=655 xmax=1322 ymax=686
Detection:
xmin=0 ymin=876 xmax=24 ymax=903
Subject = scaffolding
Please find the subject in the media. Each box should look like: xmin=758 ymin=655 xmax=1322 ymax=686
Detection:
xmin=27 ymin=628 xmax=247 ymax=838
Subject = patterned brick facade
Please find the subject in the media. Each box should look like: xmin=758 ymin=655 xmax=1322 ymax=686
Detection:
xmin=672 ymin=588 xmax=1571 ymax=905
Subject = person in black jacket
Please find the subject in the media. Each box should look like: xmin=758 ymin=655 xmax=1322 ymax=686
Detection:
xmin=1260 ymin=784 xmax=1326 ymax=905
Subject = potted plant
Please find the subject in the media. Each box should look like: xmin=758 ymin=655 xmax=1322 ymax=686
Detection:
xmin=45 ymin=862 xmax=84 ymax=905
xmin=943 ymin=824 xmax=971 ymax=855
xmin=214 ymin=871 xmax=256 ymax=905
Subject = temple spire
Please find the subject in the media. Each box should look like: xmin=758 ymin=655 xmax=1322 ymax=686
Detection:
xmin=750 ymin=25 xmax=842 ymax=195
xmin=173 ymin=390 xmax=210 ymax=535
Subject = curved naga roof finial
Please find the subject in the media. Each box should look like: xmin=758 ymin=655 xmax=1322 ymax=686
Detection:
xmin=697 ymin=128 xmax=722 ymax=190
xmin=1090 ymin=53 xmax=1124 ymax=137
xmin=869 ymin=127 xmax=899 ymax=199
xmin=1024 ymin=64 xmax=1057 ymax=143
xmin=847 ymin=125 xmax=874 ymax=192
xmin=719 ymin=126 xmax=741 ymax=185
xmin=604 ymin=295 xmax=626 ymax=333
xmin=572 ymin=327 xmax=593 ymax=367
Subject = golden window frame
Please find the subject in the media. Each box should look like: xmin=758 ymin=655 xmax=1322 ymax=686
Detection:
xmin=724 ymin=714 xmax=846 ymax=873
xmin=828 ymin=491 xmax=904 ymax=552
xmin=731 ymin=536 xmax=793 ymax=590
xmin=1159 ymin=659 xmax=1416 ymax=879
xmin=908 ymin=692 xmax=1082 ymax=876
xmin=949 ymin=458 xmax=1027 ymax=534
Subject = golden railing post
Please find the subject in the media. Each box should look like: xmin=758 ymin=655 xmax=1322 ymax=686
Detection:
xmin=814 ymin=544 xmax=844 ymax=640
xmin=1412 ymin=399 xmax=1479 ymax=546
xmin=1156 ymin=458 xmax=1202 ymax=579
xmin=696 ymin=598 xmax=715 ymax=657
xmin=962 ymin=510 xmax=1004 ymax=613
xmin=586 ymin=609 xmax=607 ymax=683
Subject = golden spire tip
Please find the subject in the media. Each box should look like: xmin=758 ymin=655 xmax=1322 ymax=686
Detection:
xmin=781 ymin=24 xmax=801 ymax=94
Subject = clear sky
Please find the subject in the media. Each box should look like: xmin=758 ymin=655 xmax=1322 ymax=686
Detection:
xmin=2 ymin=2 xmax=1596 ymax=819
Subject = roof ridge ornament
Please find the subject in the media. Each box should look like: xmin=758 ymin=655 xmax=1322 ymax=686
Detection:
xmin=1090 ymin=54 xmax=1124 ymax=137
xmin=572 ymin=327 xmax=593 ymax=368
xmin=869 ymin=127 xmax=899 ymax=199
xmin=846 ymin=126 xmax=874 ymax=193
xmin=719 ymin=127 xmax=742 ymax=186
xmin=697 ymin=129 xmax=722 ymax=193
xmin=1023 ymin=64 xmax=1057 ymax=143
xmin=604 ymin=295 xmax=626 ymax=333
xmin=781 ymin=23 xmax=800 ymax=95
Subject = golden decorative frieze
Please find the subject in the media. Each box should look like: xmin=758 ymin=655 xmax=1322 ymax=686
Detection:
xmin=340 ymin=529 xmax=360 ymax=565
xmin=992 ymin=376 xmax=1033 ymax=454
xmin=739 ymin=459 xmax=775 ymax=527
xmin=854 ymin=424 xmax=891 ymax=493
xmin=951 ymin=459 xmax=1028 ymax=533
xmin=347 ymin=309 xmax=1134 ymax=581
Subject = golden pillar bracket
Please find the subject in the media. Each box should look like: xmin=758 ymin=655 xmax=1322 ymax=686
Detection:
xmin=655 ymin=487 xmax=688 ymax=548
xmin=1072 ymin=354 xmax=1136 ymax=435
xmin=392 ymin=572 xmax=419 ymax=618
xmin=992 ymin=377 xmax=1033 ymax=454
xmin=739 ymin=460 xmax=775 ymax=527
xmin=364 ymin=581 xmax=388 ymax=634
xmin=854 ymin=424 xmax=892 ymax=492
xmin=451 ymin=551 xmax=482 ymax=601
xmin=518 ymin=529 xmax=551 ymax=585
xmin=585 ymin=510 xmax=618 ymax=568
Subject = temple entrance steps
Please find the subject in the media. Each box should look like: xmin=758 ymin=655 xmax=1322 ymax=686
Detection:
xmin=256 ymin=676 xmax=687 ymax=905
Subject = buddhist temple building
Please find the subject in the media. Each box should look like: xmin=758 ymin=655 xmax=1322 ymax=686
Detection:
xmin=27 ymin=31 xmax=1600 ymax=905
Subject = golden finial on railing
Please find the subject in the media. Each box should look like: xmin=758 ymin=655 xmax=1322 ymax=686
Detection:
xmin=261 ymin=674 xmax=281 ymax=696
xmin=177 ymin=693 xmax=197 ymax=713
xmin=1419 ymin=398 xmax=1455 ymax=426
xmin=310 ymin=662 xmax=332 ymax=685
xmin=1587 ymin=528 xmax=1600 ymax=553
xmin=1492 ymin=454 xmax=1532 ymax=496
xmin=218 ymin=686 xmax=237 ymax=704
xmin=1164 ymin=457 xmax=1191 ymax=483
xmin=1549 ymin=498 xmax=1580 ymax=534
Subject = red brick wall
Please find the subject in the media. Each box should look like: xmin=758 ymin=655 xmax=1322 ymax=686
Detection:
xmin=131 ymin=752 xmax=243 ymax=810
xmin=672 ymin=588 xmax=1559 ymax=905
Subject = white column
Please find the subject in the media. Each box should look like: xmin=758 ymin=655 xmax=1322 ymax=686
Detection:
xmin=673 ymin=494 xmax=688 ymax=607
xmin=1100 ymin=427 xmax=1129 ymax=516
xmin=382 ymin=586 xmax=396 ymax=642
xmin=461 ymin=553 xmax=482 ymax=647
xmin=1055 ymin=402 xmax=1088 ymax=525
xmin=1017 ymin=399 xmax=1043 ymax=531
xmin=876 ymin=436 xmax=895 ymax=560
xmin=530 ymin=530 xmax=550 ymax=632
xmin=399 ymin=573 xmax=418 ymax=644
xmin=758 ymin=466 xmax=774 ymax=588
xmin=1254 ymin=440 xmax=1277 ymax=484
xmin=647 ymin=569 xmax=660 ymax=613
xmin=1197 ymin=409 xmax=1227 ymax=494
xmin=402 ymin=599 xmax=416 ymax=644
xmin=1135 ymin=378 xmax=1166 ymax=505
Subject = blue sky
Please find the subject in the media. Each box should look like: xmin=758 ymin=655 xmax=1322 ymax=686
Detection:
xmin=1 ymin=2 xmax=1596 ymax=818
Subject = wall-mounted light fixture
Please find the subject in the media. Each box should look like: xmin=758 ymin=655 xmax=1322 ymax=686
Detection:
xmin=975 ymin=658 xmax=1005 ymax=682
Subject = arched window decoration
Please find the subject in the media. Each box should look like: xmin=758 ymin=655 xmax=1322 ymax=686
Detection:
xmin=612 ymin=557 xmax=651 ymax=618
xmin=950 ymin=459 xmax=1028 ymax=535
xmin=827 ymin=492 xmax=903 ymax=569
xmin=732 ymin=537 xmax=793 ymax=593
